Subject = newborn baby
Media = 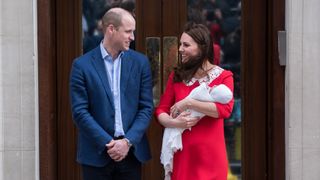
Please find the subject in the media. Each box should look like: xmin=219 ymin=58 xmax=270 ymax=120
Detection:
xmin=161 ymin=83 xmax=233 ymax=180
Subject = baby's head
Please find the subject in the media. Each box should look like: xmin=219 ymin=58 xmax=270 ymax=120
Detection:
xmin=210 ymin=84 xmax=233 ymax=104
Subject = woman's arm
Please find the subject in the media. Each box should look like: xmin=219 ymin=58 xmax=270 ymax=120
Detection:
xmin=157 ymin=111 xmax=200 ymax=129
xmin=171 ymin=98 xmax=219 ymax=118
xmin=171 ymin=71 xmax=234 ymax=119
xmin=187 ymin=99 xmax=219 ymax=117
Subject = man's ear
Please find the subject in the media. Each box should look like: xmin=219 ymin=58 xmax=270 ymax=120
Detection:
xmin=107 ymin=24 xmax=115 ymax=33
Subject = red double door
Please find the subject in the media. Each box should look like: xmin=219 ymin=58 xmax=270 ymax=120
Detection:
xmin=38 ymin=0 xmax=285 ymax=179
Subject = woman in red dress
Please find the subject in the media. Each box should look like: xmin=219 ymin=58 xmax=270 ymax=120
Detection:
xmin=155 ymin=22 xmax=234 ymax=180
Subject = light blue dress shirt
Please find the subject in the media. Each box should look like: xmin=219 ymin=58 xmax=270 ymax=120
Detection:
xmin=100 ymin=43 xmax=124 ymax=137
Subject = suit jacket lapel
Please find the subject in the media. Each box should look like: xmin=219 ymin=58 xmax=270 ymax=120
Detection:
xmin=120 ymin=51 xmax=133 ymax=93
xmin=90 ymin=47 xmax=115 ymax=108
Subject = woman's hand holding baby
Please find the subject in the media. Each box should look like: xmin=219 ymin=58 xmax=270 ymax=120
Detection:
xmin=170 ymin=111 xmax=200 ymax=129
xmin=170 ymin=98 xmax=193 ymax=118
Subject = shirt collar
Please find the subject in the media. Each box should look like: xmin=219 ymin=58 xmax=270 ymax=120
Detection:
xmin=185 ymin=66 xmax=224 ymax=86
xmin=100 ymin=42 xmax=124 ymax=60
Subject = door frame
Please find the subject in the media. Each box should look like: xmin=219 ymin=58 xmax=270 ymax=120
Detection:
xmin=38 ymin=0 xmax=57 ymax=179
xmin=38 ymin=0 xmax=285 ymax=179
xmin=241 ymin=0 xmax=285 ymax=179
xmin=38 ymin=0 xmax=82 ymax=179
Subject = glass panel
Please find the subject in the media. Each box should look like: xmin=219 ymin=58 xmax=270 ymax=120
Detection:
xmin=82 ymin=0 xmax=136 ymax=53
xmin=146 ymin=37 xmax=161 ymax=106
xmin=187 ymin=0 xmax=242 ymax=179
xmin=162 ymin=36 xmax=178 ymax=91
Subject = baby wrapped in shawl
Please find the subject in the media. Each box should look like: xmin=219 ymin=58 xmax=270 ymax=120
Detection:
xmin=161 ymin=83 xmax=233 ymax=180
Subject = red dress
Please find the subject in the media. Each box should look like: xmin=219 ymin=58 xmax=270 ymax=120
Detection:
xmin=155 ymin=67 xmax=234 ymax=180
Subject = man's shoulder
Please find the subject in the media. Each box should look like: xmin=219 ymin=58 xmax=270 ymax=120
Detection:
xmin=73 ymin=46 xmax=100 ymax=65
xmin=125 ymin=49 xmax=147 ymax=60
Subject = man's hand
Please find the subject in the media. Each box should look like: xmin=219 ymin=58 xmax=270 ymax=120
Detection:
xmin=106 ymin=139 xmax=130 ymax=162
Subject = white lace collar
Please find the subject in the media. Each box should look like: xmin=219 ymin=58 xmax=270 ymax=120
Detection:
xmin=184 ymin=66 xmax=224 ymax=86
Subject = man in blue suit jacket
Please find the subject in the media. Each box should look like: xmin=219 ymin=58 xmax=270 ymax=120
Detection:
xmin=70 ymin=7 xmax=153 ymax=180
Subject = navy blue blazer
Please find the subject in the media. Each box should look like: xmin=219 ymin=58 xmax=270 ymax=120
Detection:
xmin=70 ymin=46 xmax=154 ymax=167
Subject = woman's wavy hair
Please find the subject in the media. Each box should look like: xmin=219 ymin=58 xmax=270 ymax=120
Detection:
xmin=173 ymin=22 xmax=214 ymax=82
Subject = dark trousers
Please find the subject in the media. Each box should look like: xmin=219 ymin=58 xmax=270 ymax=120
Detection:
xmin=81 ymin=152 xmax=141 ymax=180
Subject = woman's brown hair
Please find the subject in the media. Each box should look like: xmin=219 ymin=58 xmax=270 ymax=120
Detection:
xmin=173 ymin=22 xmax=214 ymax=82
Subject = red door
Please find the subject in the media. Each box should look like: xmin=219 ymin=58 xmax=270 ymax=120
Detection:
xmin=38 ymin=0 xmax=285 ymax=179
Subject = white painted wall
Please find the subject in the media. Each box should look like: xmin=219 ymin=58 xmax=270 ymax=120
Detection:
xmin=0 ymin=0 xmax=36 ymax=179
xmin=286 ymin=0 xmax=320 ymax=179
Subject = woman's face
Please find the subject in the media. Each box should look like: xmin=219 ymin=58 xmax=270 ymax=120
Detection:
xmin=179 ymin=32 xmax=200 ymax=63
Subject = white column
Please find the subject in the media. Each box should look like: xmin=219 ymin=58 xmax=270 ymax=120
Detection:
xmin=286 ymin=0 xmax=320 ymax=179
xmin=0 ymin=0 xmax=36 ymax=179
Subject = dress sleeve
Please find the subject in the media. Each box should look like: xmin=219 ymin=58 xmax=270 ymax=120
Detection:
xmin=155 ymin=72 xmax=176 ymax=117
xmin=214 ymin=70 xmax=235 ymax=119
